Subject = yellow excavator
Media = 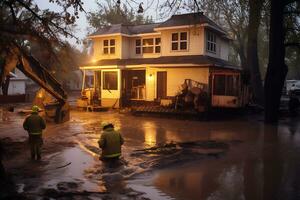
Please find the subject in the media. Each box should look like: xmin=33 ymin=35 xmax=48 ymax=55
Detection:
xmin=1 ymin=47 xmax=69 ymax=123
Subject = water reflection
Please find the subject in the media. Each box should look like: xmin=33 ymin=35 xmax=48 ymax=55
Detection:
xmin=143 ymin=122 xmax=157 ymax=146
xmin=165 ymin=130 xmax=180 ymax=143
xmin=146 ymin=119 xmax=300 ymax=200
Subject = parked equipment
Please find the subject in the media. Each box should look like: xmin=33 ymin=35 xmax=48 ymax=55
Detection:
xmin=1 ymin=47 xmax=69 ymax=123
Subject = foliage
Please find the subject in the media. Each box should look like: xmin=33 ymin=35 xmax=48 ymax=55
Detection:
xmin=87 ymin=0 xmax=153 ymax=31
xmin=284 ymin=1 xmax=300 ymax=79
xmin=0 ymin=0 xmax=85 ymax=83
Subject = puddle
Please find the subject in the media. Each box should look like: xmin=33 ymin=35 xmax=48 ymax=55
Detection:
xmin=42 ymin=147 xmax=99 ymax=192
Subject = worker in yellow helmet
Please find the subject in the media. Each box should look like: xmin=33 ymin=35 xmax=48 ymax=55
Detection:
xmin=98 ymin=122 xmax=124 ymax=162
xmin=23 ymin=105 xmax=46 ymax=160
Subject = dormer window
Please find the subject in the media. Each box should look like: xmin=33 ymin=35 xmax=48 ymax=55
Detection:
xmin=171 ymin=32 xmax=188 ymax=51
xmin=103 ymin=39 xmax=115 ymax=54
xmin=206 ymin=31 xmax=216 ymax=53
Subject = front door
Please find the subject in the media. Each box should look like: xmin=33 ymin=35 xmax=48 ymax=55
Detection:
xmin=156 ymin=71 xmax=167 ymax=99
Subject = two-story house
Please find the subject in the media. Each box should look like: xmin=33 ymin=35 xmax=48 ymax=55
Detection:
xmin=80 ymin=12 xmax=248 ymax=109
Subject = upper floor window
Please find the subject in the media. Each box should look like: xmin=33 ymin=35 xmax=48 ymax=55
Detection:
xmin=143 ymin=38 xmax=153 ymax=53
xmin=171 ymin=32 xmax=188 ymax=51
xmin=136 ymin=39 xmax=141 ymax=54
xmin=103 ymin=39 xmax=115 ymax=54
xmin=155 ymin=38 xmax=161 ymax=53
xmin=206 ymin=31 xmax=216 ymax=53
xmin=136 ymin=38 xmax=161 ymax=54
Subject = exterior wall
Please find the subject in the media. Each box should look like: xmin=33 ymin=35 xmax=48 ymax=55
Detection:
xmin=101 ymin=68 xmax=121 ymax=108
xmin=204 ymin=28 xmax=229 ymax=61
xmin=220 ymin=39 xmax=229 ymax=61
xmin=121 ymin=36 xmax=130 ymax=59
xmin=92 ymin=35 xmax=122 ymax=60
xmin=14 ymin=68 xmax=27 ymax=79
xmin=145 ymin=67 xmax=209 ymax=101
xmin=91 ymin=27 xmax=230 ymax=60
xmin=7 ymin=80 xmax=26 ymax=95
xmin=145 ymin=67 xmax=157 ymax=101
xmin=160 ymin=27 xmax=205 ymax=57
xmin=1 ymin=68 xmax=28 ymax=95
xmin=166 ymin=68 xmax=209 ymax=96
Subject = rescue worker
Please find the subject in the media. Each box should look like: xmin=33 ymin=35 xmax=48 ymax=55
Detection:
xmin=98 ymin=122 xmax=124 ymax=162
xmin=23 ymin=105 xmax=46 ymax=160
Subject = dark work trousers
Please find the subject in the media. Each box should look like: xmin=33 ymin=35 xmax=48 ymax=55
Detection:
xmin=28 ymin=134 xmax=43 ymax=160
xmin=100 ymin=156 xmax=121 ymax=168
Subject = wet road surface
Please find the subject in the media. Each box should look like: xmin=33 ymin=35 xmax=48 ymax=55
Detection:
xmin=1 ymin=107 xmax=300 ymax=199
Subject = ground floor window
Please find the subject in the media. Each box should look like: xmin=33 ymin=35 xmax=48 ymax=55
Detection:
xmin=103 ymin=71 xmax=118 ymax=90
xmin=213 ymin=74 xmax=239 ymax=96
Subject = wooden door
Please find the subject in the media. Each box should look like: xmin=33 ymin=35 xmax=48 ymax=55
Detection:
xmin=157 ymin=71 xmax=167 ymax=99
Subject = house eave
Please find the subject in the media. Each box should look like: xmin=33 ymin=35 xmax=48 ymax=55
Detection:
xmin=154 ymin=25 xmax=197 ymax=31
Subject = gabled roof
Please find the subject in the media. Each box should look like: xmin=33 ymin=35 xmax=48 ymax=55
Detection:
xmin=89 ymin=12 xmax=227 ymax=37
xmin=82 ymin=55 xmax=240 ymax=70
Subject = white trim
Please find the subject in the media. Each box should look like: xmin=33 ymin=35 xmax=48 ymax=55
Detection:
xmin=119 ymin=64 xmax=209 ymax=68
xmin=103 ymin=39 xmax=116 ymax=55
xmin=88 ymin=33 xmax=130 ymax=38
xmin=132 ymin=32 xmax=161 ymax=37
xmin=80 ymin=64 xmax=212 ymax=70
xmin=154 ymin=25 xmax=193 ymax=31
xmin=88 ymin=32 xmax=161 ymax=39
xmin=171 ymin=31 xmax=189 ymax=51
xmin=80 ymin=65 xmax=118 ymax=70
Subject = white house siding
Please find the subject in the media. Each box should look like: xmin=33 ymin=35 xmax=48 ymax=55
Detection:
xmin=204 ymin=29 xmax=229 ymax=61
xmin=121 ymin=36 xmax=130 ymax=59
xmin=220 ymin=39 xmax=229 ymax=61
xmin=7 ymin=80 xmax=26 ymax=95
xmin=166 ymin=68 xmax=209 ymax=96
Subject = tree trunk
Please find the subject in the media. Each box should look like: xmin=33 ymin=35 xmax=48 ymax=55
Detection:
xmin=238 ymin=45 xmax=247 ymax=70
xmin=264 ymin=0 xmax=287 ymax=123
xmin=246 ymin=0 xmax=265 ymax=106
xmin=0 ymin=142 xmax=5 ymax=180
xmin=1 ymin=76 xmax=10 ymax=95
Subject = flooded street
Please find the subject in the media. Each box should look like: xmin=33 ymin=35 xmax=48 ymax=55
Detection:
xmin=1 ymin=108 xmax=300 ymax=199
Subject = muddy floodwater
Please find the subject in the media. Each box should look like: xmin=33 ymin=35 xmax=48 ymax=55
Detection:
xmin=1 ymin=107 xmax=300 ymax=200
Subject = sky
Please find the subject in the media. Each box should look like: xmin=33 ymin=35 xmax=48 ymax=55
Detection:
xmin=37 ymin=0 xmax=166 ymax=49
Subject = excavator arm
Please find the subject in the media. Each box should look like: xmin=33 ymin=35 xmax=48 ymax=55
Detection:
xmin=17 ymin=53 xmax=67 ymax=104
xmin=1 ymin=46 xmax=69 ymax=123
